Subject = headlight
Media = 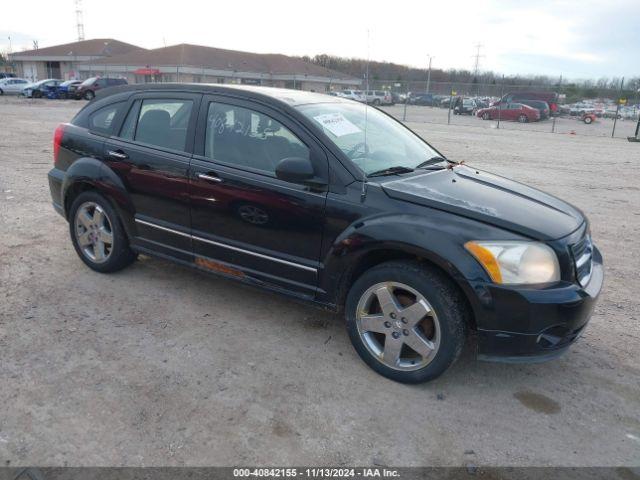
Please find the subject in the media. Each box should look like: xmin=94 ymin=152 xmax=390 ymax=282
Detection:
xmin=464 ymin=241 xmax=560 ymax=284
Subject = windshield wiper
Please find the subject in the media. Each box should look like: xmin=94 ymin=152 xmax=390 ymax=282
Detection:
xmin=415 ymin=156 xmax=449 ymax=169
xmin=367 ymin=166 xmax=415 ymax=177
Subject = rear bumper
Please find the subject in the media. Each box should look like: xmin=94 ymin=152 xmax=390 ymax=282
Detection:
xmin=48 ymin=167 xmax=66 ymax=218
xmin=475 ymin=247 xmax=603 ymax=362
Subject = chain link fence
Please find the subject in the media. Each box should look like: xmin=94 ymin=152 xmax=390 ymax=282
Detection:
xmin=367 ymin=78 xmax=640 ymax=140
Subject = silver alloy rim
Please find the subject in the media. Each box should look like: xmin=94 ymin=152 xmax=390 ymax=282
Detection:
xmin=356 ymin=281 xmax=441 ymax=371
xmin=74 ymin=202 xmax=113 ymax=263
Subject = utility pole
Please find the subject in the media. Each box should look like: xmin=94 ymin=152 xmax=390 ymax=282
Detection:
xmin=75 ymin=0 xmax=85 ymax=41
xmin=426 ymin=55 xmax=433 ymax=94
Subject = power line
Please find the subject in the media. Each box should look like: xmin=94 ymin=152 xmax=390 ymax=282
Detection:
xmin=75 ymin=0 xmax=85 ymax=41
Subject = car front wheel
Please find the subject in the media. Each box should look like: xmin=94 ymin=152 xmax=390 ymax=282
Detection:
xmin=345 ymin=260 xmax=467 ymax=383
xmin=84 ymin=90 xmax=95 ymax=100
xmin=69 ymin=191 xmax=137 ymax=273
xmin=482 ymin=112 xmax=490 ymax=120
xmin=518 ymin=114 xmax=528 ymax=123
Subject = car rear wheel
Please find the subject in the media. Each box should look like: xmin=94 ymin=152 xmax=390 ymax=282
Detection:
xmin=84 ymin=90 xmax=95 ymax=100
xmin=518 ymin=114 xmax=528 ymax=123
xmin=69 ymin=191 xmax=137 ymax=273
xmin=583 ymin=116 xmax=593 ymax=124
xmin=32 ymin=90 xmax=42 ymax=98
xmin=482 ymin=112 xmax=490 ymax=120
xmin=345 ymin=260 xmax=467 ymax=383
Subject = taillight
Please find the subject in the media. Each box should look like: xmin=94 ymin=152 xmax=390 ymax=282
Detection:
xmin=53 ymin=124 xmax=65 ymax=165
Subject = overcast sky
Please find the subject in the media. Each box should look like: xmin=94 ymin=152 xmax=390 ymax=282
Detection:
xmin=2 ymin=0 xmax=638 ymax=80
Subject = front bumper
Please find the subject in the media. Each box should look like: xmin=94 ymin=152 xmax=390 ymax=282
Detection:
xmin=475 ymin=247 xmax=603 ymax=362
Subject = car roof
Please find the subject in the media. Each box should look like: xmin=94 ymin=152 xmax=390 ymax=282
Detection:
xmin=98 ymin=83 xmax=350 ymax=108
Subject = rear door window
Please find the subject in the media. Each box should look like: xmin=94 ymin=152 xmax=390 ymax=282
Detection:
xmin=128 ymin=99 xmax=194 ymax=151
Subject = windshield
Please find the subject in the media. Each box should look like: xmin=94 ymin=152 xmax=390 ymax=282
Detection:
xmin=297 ymin=102 xmax=441 ymax=175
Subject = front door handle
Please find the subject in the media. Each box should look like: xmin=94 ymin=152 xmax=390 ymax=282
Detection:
xmin=197 ymin=173 xmax=223 ymax=183
xmin=108 ymin=150 xmax=129 ymax=160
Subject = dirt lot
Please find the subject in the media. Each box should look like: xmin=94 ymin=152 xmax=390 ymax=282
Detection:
xmin=1 ymin=96 xmax=639 ymax=467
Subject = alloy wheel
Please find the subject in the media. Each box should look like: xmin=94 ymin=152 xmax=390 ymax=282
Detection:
xmin=74 ymin=202 xmax=114 ymax=263
xmin=355 ymin=281 xmax=441 ymax=371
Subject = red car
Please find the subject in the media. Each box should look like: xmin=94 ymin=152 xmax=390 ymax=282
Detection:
xmin=476 ymin=103 xmax=541 ymax=122
xmin=498 ymin=91 xmax=559 ymax=114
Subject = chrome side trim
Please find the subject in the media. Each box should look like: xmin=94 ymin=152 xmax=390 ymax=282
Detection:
xmin=134 ymin=218 xmax=317 ymax=273
xmin=135 ymin=218 xmax=191 ymax=238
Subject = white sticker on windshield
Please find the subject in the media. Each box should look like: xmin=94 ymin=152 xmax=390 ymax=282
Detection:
xmin=313 ymin=113 xmax=361 ymax=137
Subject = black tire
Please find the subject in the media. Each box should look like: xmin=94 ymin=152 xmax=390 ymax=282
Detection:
xmin=345 ymin=260 xmax=468 ymax=384
xmin=68 ymin=191 xmax=137 ymax=273
xmin=518 ymin=114 xmax=528 ymax=123
xmin=32 ymin=90 xmax=42 ymax=98
xmin=583 ymin=116 xmax=593 ymax=124
xmin=0 ymin=88 xmax=4 ymax=95
xmin=373 ymin=99 xmax=381 ymax=106
xmin=84 ymin=90 xmax=95 ymax=100
xmin=482 ymin=112 xmax=490 ymax=120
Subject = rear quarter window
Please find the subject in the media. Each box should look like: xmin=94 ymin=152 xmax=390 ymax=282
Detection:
xmin=89 ymin=101 xmax=125 ymax=135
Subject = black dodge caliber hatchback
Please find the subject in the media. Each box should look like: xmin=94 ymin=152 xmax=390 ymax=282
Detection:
xmin=48 ymin=84 xmax=603 ymax=383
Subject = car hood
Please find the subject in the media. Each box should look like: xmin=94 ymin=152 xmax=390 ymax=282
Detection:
xmin=380 ymin=166 xmax=584 ymax=240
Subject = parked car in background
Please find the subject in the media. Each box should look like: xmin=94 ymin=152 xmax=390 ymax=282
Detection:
xmin=569 ymin=103 xmax=595 ymax=116
xmin=338 ymin=90 xmax=366 ymax=102
xmin=473 ymin=97 xmax=491 ymax=110
xmin=0 ymin=72 xmax=17 ymax=79
xmin=22 ymin=79 xmax=63 ymax=98
xmin=363 ymin=90 xmax=393 ymax=106
xmin=408 ymin=92 xmax=434 ymax=106
xmin=0 ymin=77 xmax=30 ymax=95
xmin=519 ymin=100 xmax=550 ymax=120
xmin=497 ymin=91 xmax=559 ymax=115
xmin=47 ymin=83 xmax=602 ymax=384
xmin=453 ymin=97 xmax=477 ymax=115
xmin=476 ymin=102 xmax=541 ymax=122
xmin=58 ymin=80 xmax=82 ymax=99
xmin=74 ymin=77 xmax=128 ymax=100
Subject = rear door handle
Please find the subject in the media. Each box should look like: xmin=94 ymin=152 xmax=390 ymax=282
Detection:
xmin=197 ymin=173 xmax=223 ymax=183
xmin=108 ymin=150 xmax=129 ymax=160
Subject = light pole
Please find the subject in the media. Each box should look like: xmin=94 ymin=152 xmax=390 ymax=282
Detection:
xmin=426 ymin=55 xmax=433 ymax=94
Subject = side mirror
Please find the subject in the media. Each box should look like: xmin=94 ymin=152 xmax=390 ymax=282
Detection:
xmin=275 ymin=157 xmax=325 ymax=187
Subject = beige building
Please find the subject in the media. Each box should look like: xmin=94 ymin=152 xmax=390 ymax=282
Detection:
xmin=9 ymin=38 xmax=142 ymax=82
xmin=77 ymin=43 xmax=360 ymax=92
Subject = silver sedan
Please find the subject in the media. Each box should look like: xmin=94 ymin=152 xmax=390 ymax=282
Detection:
xmin=0 ymin=77 xmax=30 ymax=95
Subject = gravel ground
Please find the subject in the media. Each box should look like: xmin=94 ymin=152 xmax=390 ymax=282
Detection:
xmin=0 ymin=96 xmax=639 ymax=467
